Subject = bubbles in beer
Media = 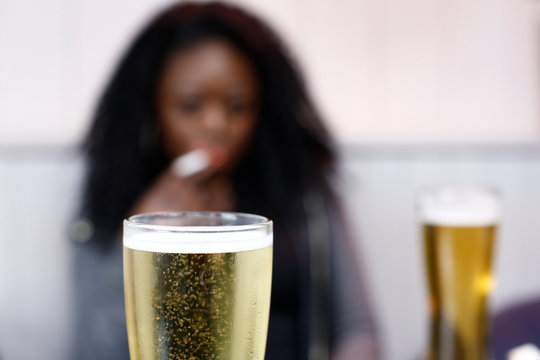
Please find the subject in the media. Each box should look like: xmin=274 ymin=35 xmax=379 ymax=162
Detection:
xmin=152 ymin=252 xmax=233 ymax=359
xmin=123 ymin=213 xmax=272 ymax=359
xmin=124 ymin=246 xmax=272 ymax=360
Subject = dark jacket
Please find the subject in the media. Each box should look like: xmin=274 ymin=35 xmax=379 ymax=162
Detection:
xmin=71 ymin=195 xmax=376 ymax=359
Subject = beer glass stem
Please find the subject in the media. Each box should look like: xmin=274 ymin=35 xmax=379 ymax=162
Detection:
xmin=428 ymin=302 xmax=489 ymax=359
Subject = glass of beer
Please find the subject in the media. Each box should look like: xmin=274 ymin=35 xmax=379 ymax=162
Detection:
xmin=418 ymin=186 xmax=500 ymax=360
xmin=123 ymin=212 xmax=273 ymax=360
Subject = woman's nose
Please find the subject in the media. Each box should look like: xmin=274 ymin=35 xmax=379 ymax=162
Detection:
xmin=201 ymin=104 xmax=227 ymax=136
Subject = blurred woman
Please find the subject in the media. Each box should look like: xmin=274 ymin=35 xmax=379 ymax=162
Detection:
xmin=72 ymin=2 xmax=378 ymax=359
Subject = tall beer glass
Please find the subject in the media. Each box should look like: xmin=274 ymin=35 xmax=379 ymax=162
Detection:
xmin=123 ymin=212 xmax=273 ymax=360
xmin=418 ymin=187 xmax=500 ymax=360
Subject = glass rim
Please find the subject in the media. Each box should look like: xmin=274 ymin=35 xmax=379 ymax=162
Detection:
xmin=124 ymin=211 xmax=272 ymax=233
xmin=417 ymin=184 xmax=501 ymax=197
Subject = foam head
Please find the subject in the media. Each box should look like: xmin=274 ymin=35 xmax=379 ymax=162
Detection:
xmin=123 ymin=212 xmax=272 ymax=253
xmin=418 ymin=186 xmax=501 ymax=226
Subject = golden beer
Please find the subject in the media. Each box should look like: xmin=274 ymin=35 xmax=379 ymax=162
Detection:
xmin=419 ymin=187 xmax=500 ymax=360
xmin=423 ymin=225 xmax=495 ymax=360
xmin=123 ymin=212 xmax=273 ymax=360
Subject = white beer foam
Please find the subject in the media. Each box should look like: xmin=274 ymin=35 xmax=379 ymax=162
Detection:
xmin=419 ymin=187 xmax=501 ymax=226
xmin=123 ymin=226 xmax=272 ymax=253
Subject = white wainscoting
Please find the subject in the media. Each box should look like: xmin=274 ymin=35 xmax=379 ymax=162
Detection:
xmin=1 ymin=144 xmax=540 ymax=360
xmin=0 ymin=147 xmax=83 ymax=360
xmin=340 ymin=144 xmax=540 ymax=360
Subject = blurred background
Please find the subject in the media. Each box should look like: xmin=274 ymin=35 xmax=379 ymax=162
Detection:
xmin=1 ymin=0 xmax=540 ymax=359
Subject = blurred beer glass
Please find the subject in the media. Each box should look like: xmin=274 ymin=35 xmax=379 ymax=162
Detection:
xmin=123 ymin=212 xmax=273 ymax=360
xmin=418 ymin=186 xmax=500 ymax=360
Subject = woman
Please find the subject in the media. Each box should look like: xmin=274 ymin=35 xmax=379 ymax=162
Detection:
xmin=73 ymin=2 xmax=377 ymax=359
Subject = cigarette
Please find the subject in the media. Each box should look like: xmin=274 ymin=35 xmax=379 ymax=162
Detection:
xmin=172 ymin=149 xmax=210 ymax=178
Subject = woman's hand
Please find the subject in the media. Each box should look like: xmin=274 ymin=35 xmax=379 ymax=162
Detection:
xmin=131 ymin=149 xmax=234 ymax=214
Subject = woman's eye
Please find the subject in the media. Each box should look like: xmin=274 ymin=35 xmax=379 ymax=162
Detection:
xmin=228 ymin=101 xmax=249 ymax=114
xmin=178 ymin=100 xmax=200 ymax=113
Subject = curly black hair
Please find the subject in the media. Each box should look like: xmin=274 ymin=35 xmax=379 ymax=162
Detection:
xmin=81 ymin=1 xmax=336 ymax=245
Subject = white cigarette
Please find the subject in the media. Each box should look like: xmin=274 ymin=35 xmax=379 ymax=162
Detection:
xmin=172 ymin=149 xmax=210 ymax=178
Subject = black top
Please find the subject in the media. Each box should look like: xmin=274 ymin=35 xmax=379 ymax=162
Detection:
xmin=71 ymin=197 xmax=376 ymax=359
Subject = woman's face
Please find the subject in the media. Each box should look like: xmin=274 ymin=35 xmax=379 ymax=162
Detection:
xmin=157 ymin=38 xmax=260 ymax=172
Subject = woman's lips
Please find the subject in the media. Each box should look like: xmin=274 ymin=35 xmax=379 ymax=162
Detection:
xmin=189 ymin=141 xmax=230 ymax=169
xmin=207 ymin=146 xmax=229 ymax=168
